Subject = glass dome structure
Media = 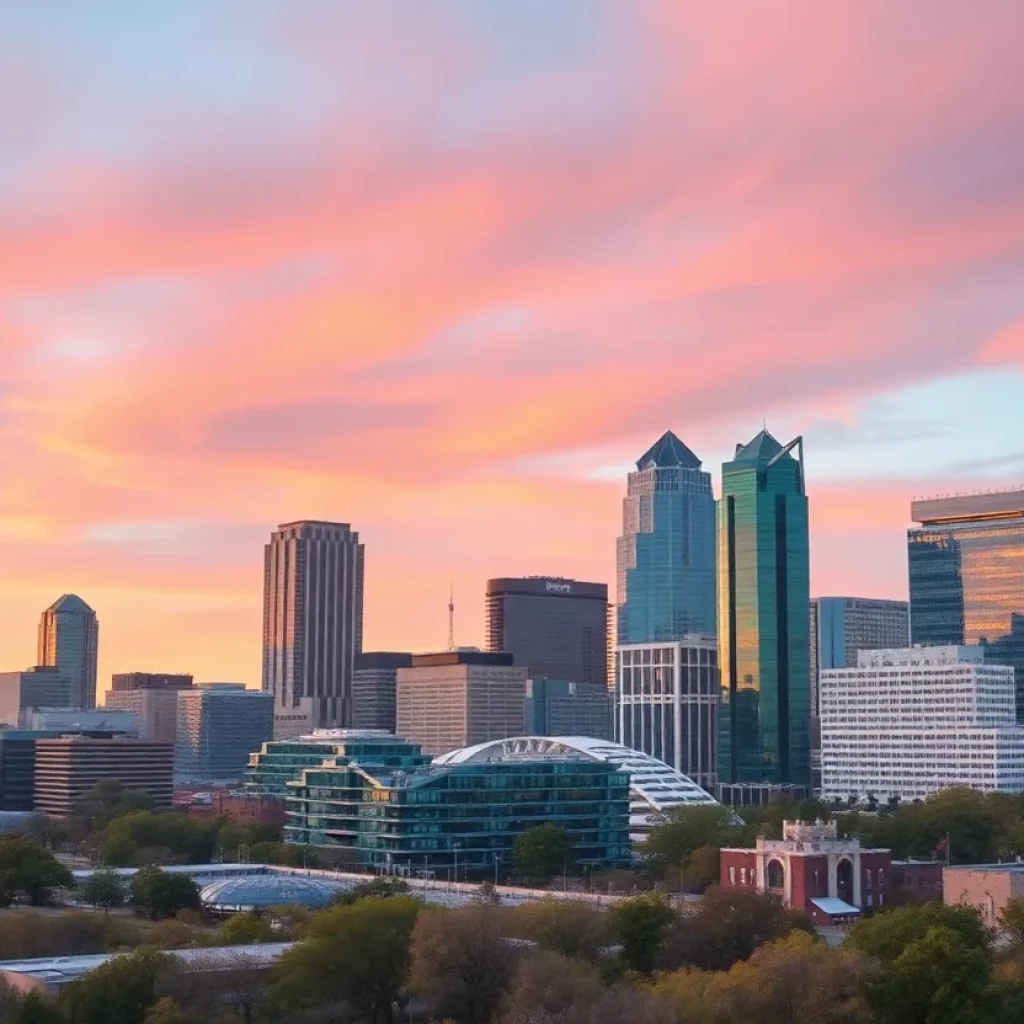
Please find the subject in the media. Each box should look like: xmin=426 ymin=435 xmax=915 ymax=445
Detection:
xmin=200 ymin=874 xmax=341 ymax=914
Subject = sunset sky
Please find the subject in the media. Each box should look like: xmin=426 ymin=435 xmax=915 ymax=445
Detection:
xmin=2 ymin=2 xmax=1023 ymax=691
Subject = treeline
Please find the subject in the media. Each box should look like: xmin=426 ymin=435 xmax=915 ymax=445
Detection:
xmin=3 ymin=886 xmax=1023 ymax=1024
xmin=643 ymin=787 xmax=1024 ymax=891
xmin=36 ymin=780 xmax=296 ymax=869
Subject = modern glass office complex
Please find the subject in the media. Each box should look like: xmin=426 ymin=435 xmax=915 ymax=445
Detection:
xmin=909 ymin=490 xmax=1024 ymax=721
xmin=284 ymin=757 xmax=631 ymax=874
xmin=616 ymin=431 xmax=717 ymax=646
xmin=717 ymin=431 xmax=811 ymax=799
xmin=245 ymin=730 xmax=429 ymax=799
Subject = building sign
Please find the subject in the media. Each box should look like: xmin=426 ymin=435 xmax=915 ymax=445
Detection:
xmin=545 ymin=581 xmax=572 ymax=594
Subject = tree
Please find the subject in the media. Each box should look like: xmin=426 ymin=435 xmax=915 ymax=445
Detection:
xmin=497 ymin=951 xmax=605 ymax=1023
xmin=510 ymin=900 xmax=609 ymax=963
xmin=408 ymin=904 xmax=519 ymax=1024
xmin=129 ymin=867 xmax=201 ymax=920
xmin=80 ymin=869 xmax=126 ymax=915
xmin=273 ymin=895 xmax=421 ymax=1024
xmin=654 ymin=932 xmax=871 ymax=1024
xmin=1000 ymin=897 xmax=1024 ymax=947
xmin=847 ymin=902 xmax=990 ymax=963
xmin=144 ymin=997 xmax=196 ymax=1024
xmin=868 ymin=925 xmax=997 ymax=1024
xmin=0 ymin=837 xmax=73 ymax=906
xmin=608 ymin=894 xmax=676 ymax=975
xmin=644 ymin=805 xmax=741 ymax=875
xmin=659 ymin=887 xmax=810 ymax=972
xmin=15 ymin=992 xmax=63 ymax=1024
xmin=61 ymin=948 xmax=170 ymax=1024
xmin=247 ymin=840 xmax=311 ymax=868
xmin=682 ymin=845 xmax=723 ymax=893
xmin=101 ymin=812 xmax=219 ymax=867
xmin=512 ymin=825 xmax=574 ymax=884
xmin=216 ymin=911 xmax=276 ymax=946
xmin=333 ymin=878 xmax=410 ymax=905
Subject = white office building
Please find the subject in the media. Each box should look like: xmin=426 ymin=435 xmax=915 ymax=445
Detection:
xmin=616 ymin=636 xmax=718 ymax=792
xmin=820 ymin=645 xmax=1024 ymax=803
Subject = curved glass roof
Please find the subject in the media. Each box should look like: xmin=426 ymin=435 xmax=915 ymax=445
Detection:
xmin=434 ymin=736 xmax=720 ymax=836
xmin=200 ymin=874 xmax=341 ymax=911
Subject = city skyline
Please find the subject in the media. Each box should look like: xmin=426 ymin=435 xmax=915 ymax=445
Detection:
xmin=2 ymin=4 xmax=1023 ymax=688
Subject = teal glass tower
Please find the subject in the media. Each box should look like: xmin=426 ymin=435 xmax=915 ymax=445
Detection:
xmin=616 ymin=431 xmax=717 ymax=644
xmin=716 ymin=431 xmax=811 ymax=795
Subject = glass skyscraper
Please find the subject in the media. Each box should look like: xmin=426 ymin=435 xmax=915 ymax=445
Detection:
xmin=37 ymin=594 xmax=99 ymax=710
xmin=615 ymin=431 xmax=716 ymax=645
xmin=716 ymin=430 xmax=811 ymax=798
xmin=909 ymin=489 xmax=1024 ymax=721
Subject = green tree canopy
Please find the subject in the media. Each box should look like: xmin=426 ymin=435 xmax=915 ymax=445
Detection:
xmin=608 ymin=893 xmax=676 ymax=975
xmin=273 ymin=895 xmax=421 ymax=1024
xmin=512 ymin=825 xmax=574 ymax=884
xmin=129 ymin=867 xmax=201 ymax=921
xmin=846 ymin=902 xmax=990 ymax=963
xmin=643 ymin=805 xmax=742 ymax=875
xmin=0 ymin=837 xmax=73 ymax=906
xmin=332 ymin=878 xmax=410 ymax=906
xmin=79 ymin=869 xmax=126 ymax=914
xmin=101 ymin=812 xmax=219 ymax=867
xmin=509 ymin=900 xmax=610 ymax=963
xmin=61 ymin=948 xmax=170 ymax=1024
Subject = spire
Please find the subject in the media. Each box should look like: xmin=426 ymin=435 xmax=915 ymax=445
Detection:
xmin=448 ymin=584 xmax=455 ymax=651
xmin=635 ymin=431 xmax=702 ymax=471
xmin=732 ymin=429 xmax=785 ymax=463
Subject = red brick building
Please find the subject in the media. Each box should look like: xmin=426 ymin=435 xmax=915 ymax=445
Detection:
xmin=720 ymin=820 xmax=891 ymax=926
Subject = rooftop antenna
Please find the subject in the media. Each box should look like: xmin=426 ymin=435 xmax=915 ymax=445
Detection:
xmin=448 ymin=583 xmax=455 ymax=651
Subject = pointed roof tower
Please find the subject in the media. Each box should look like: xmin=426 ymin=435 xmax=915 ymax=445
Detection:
xmin=733 ymin=429 xmax=785 ymax=463
xmin=636 ymin=431 xmax=702 ymax=471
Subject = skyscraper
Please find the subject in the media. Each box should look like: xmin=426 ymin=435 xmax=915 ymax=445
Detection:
xmin=262 ymin=521 xmax=364 ymax=734
xmin=352 ymin=652 xmax=412 ymax=732
xmin=616 ymin=432 xmax=717 ymax=645
xmin=37 ymin=595 xmax=98 ymax=710
xmin=485 ymin=577 xmax=608 ymax=686
xmin=716 ymin=431 xmax=811 ymax=802
xmin=909 ymin=489 xmax=1024 ymax=720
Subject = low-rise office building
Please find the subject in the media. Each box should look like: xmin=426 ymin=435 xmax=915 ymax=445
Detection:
xmin=175 ymin=684 xmax=273 ymax=784
xmin=245 ymin=730 xmax=429 ymax=798
xmin=396 ymin=651 xmax=527 ymax=756
xmin=285 ymin=756 xmax=631 ymax=874
xmin=0 ymin=668 xmax=74 ymax=727
xmin=944 ymin=864 xmax=1024 ymax=929
xmin=34 ymin=736 xmax=174 ymax=815
xmin=351 ymin=652 xmax=411 ymax=732
xmin=820 ymin=646 xmax=1024 ymax=803
xmin=526 ymin=678 xmax=613 ymax=740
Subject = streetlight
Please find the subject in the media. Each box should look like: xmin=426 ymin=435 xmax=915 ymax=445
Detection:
xmin=493 ymin=851 xmax=502 ymax=887
xmin=453 ymin=842 xmax=461 ymax=888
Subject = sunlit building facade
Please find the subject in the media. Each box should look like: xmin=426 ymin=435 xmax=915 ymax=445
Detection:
xmin=262 ymin=521 xmax=364 ymax=733
xmin=717 ymin=431 xmax=811 ymax=801
xmin=909 ymin=490 xmax=1024 ymax=721
xmin=616 ymin=431 xmax=717 ymax=647
xmin=37 ymin=595 xmax=98 ymax=710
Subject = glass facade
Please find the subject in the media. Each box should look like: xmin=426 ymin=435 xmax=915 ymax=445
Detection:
xmin=37 ymin=595 xmax=98 ymax=710
xmin=617 ymin=640 xmax=718 ymax=791
xmin=717 ymin=431 xmax=811 ymax=790
xmin=616 ymin=432 xmax=717 ymax=646
xmin=285 ymin=757 xmax=631 ymax=873
xmin=909 ymin=491 xmax=1024 ymax=721
xmin=245 ymin=731 xmax=429 ymax=798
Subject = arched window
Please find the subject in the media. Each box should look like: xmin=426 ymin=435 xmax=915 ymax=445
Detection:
xmin=767 ymin=859 xmax=785 ymax=890
xmin=837 ymin=858 xmax=854 ymax=902
xmin=729 ymin=866 xmax=736 ymax=885
xmin=740 ymin=867 xmax=747 ymax=885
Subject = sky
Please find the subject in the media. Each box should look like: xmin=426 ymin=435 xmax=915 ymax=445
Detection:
xmin=2 ymin=1 xmax=1024 ymax=692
